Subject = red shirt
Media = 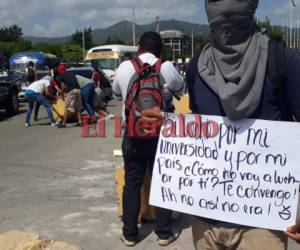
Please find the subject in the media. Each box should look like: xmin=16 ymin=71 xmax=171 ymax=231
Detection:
xmin=93 ymin=71 xmax=101 ymax=87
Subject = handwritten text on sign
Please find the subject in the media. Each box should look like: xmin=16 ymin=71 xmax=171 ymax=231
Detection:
xmin=149 ymin=114 xmax=300 ymax=231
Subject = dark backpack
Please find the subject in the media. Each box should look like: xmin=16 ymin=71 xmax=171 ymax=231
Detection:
xmin=187 ymin=40 xmax=293 ymax=121
xmin=125 ymin=57 xmax=164 ymax=138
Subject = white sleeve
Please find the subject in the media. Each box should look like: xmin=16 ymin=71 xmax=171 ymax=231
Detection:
xmin=161 ymin=61 xmax=184 ymax=95
xmin=112 ymin=61 xmax=135 ymax=101
xmin=112 ymin=68 xmax=123 ymax=98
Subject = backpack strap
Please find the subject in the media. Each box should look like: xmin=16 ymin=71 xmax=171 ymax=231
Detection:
xmin=131 ymin=57 xmax=162 ymax=74
xmin=131 ymin=58 xmax=144 ymax=73
xmin=267 ymin=40 xmax=293 ymax=121
xmin=154 ymin=58 xmax=162 ymax=72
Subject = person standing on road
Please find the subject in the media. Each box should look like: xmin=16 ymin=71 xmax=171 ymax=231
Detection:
xmin=25 ymin=76 xmax=56 ymax=127
xmin=185 ymin=0 xmax=300 ymax=250
xmin=92 ymin=67 xmax=114 ymax=119
xmin=26 ymin=61 xmax=37 ymax=86
xmin=55 ymin=64 xmax=82 ymax=128
xmin=113 ymin=31 xmax=184 ymax=247
xmin=26 ymin=61 xmax=40 ymax=121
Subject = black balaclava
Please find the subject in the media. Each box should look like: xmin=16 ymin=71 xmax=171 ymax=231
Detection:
xmin=205 ymin=0 xmax=258 ymax=49
xmin=198 ymin=0 xmax=270 ymax=120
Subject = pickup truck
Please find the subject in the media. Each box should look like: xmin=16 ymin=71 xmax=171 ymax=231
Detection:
xmin=0 ymin=71 xmax=23 ymax=115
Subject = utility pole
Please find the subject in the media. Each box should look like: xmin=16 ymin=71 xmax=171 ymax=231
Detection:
xmin=296 ymin=17 xmax=300 ymax=50
xmin=290 ymin=2 xmax=293 ymax=48
xmin=191 ymin=29 xmax=194 ymax=58
xmin=156 ymin=16 xmax=160 ymax=33
xmin=132 ymin=8 xmax=136 ymax=46
xmin=290 ymin=0 xmax=296 ymax=48
xmin=287 ymin=17 xmax=290 ymax=47
xmin=82 ymin=29 xmax=86 ymax=61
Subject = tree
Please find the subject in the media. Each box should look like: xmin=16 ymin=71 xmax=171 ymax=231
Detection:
xmin=193 ymin=35 xmax=209 ymax=54
xmin=103 ymin=36 xmax=126 ymax=45
xmin=0 ymin=40 xmax=33 ymax=60
xmin=70 ymin=27 xmax=93 ymax=49
xmin=60 ymin=44 xmax=83 ymax=62
xmin=0 ymin=25 xmax=23 ymax=42
xmin=34 ymin=43 xmax=63 ymax=58
xmin=258 ymin=17 xmax=284 ymax=42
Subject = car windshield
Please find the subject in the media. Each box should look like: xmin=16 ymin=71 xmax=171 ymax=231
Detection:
xmin=69 ymin=69 xmax=93 ymax=79
xmin=90 ymin=59 xmax=119 ymax=70
xmin=10 ymin=63 xmax=48 ymax=72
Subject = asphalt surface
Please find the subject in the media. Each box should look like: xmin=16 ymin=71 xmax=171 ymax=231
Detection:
xmin=0 ymin=100 xmax=299 ymax=250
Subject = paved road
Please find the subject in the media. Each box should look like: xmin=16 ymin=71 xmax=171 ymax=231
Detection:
xmin=0 ymin=101 xmax=193 ymax=250
xmin=0 ymin=101 xmax=299 ymax=250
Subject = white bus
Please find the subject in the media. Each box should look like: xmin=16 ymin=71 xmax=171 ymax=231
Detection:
xmin=85 ymin=44 xmax=138 ymax=81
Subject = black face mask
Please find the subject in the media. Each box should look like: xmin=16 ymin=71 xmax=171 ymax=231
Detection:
xmin=205 ymin=0 xmax=259 ymax=47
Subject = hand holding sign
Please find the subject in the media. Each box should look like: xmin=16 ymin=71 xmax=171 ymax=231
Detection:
xmin=285 ymin=220 xmax=300 ymax=243
xmin=150 ymin=114 xmax=300 ymax=231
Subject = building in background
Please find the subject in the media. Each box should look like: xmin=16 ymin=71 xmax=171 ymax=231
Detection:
xmin=160 ymin=30 xmax=190 ymax=59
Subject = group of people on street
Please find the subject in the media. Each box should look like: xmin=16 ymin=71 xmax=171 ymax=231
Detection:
xmin=24 ymin=63 xmax=114 ymax=128
xmin=112 ymin=0 xmax=300 ymax=249
xmin=21 ymin=0 xmax=300 ymax=248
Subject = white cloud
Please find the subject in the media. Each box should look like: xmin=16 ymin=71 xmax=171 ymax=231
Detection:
xmin=0 ymin=0 xmax=290 ymax=37
xmin=272 ymin=0 xmax=300 ymax=26
xmin=0 ymin=0 xmax=202 ymax=37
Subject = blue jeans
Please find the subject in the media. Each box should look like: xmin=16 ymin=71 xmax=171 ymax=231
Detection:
xmin=81 ymin=83 xmax=95 ymax=117
xmin=25 ymin=92 xmax=55 ymax=124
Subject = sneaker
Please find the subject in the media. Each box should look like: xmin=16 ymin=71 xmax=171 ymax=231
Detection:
xmin=51 ymin=123 xmax=56 ymax=127
xmin=25 ymin=123 xmax=30 ymax=127
xmin=158 ymin=232 xmax=180 ymax=247
xmin=106 ymin=114 xmax=115 ymax=120
xmin=57 ymin=123 xmax=66 ymax=128
xmin=120 ymin=234 xmax=136 ymax=247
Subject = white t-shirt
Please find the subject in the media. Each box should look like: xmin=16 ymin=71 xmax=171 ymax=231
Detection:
xmin=27 ymin=78 xmax=50 ymax=94
xmin=112 ymin=52 xmax=184 ymax=119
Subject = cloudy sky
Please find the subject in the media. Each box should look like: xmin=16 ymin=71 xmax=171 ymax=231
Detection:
xmin=0 ymin=0 xmax=299 ymax=37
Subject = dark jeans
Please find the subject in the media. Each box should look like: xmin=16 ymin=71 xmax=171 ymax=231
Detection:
xmin=25 ymin=92 xmax=55 ymax=124
xmin=81 ymin=83 xmax=95 ymax=117
xmin=34 ymin=103 xmax=40 ymax=119
xmin=122 ymin=134 xmax=173 ymax=241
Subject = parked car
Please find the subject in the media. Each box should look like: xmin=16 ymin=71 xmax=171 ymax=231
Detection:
xmin=0 ymin=71 xmax=22 ymax=114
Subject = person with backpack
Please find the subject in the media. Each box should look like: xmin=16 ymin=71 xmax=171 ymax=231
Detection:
xmin=185 ymin=1 xmax=300 ymax=250
xmin=112 ymin=31 xmax=184 ymax=247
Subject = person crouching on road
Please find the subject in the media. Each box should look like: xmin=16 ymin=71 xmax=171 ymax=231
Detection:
xmin=55 ymin=64 xmax=82 ymax=128
xmin=76 ymin=75 xmax=97 ymax=122
xmin=92 ymin=66 xmax=114 ymax=120
xmin=25 ymin=76 xmax=56 ymax=127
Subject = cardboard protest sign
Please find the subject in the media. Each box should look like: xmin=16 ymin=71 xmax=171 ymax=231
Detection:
xmin=149 ymin=114 xmax=300 ymax=231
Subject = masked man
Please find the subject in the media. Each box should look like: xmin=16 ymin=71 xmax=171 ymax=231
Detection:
xmin=186 ymin=1 xmax=300 ymax=249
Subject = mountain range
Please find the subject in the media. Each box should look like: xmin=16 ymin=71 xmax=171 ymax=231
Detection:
xmin=24 ymin=19 xmax=210 ymax=45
